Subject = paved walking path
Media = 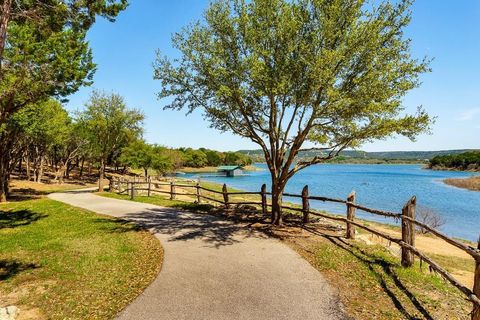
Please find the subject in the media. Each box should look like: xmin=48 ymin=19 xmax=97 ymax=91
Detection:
xmin=49 ymin=191 xmax=348 ymax=320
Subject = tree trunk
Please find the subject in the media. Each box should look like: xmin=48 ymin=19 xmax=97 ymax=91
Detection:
xmin=0 ymin=0 xmax=12 ymax=66
xmin=17 ymin=156 xmax=22 ymax=174
xmin=66 ymin=161 xmax=73 ymax=178
xmin=79 ymin=158 xmax=85 ymax=177
xmin=59 ymin=167 xmax=65 ymax=184
xmin=271 ymin=178 xmax=285 ymax=225
xmin=54 ymin=161 xmax=67 ymax=184
xmin=98 ymin=159 xmax=105 ymax=192
xmin=0 ymin=157 xmax=9 ymax=203
xmin=36 ymin=156 xmax=44 ymax=183
xmin=25 ymin=155 xmax=31 ymax=181
xmin=144 ymin=168 xmax=148 ymax=179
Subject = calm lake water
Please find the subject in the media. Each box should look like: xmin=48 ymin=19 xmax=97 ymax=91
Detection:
xmin=184 ymin=164 xmax=480 ymax=241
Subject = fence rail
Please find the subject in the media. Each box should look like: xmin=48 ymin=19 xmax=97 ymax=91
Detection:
xmin=109 ymin=177 xmax=480 ymax=319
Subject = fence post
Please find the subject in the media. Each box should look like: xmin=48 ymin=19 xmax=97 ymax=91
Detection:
xmin=472 ymin=238 xmax=480 ymax=320
xmin=222 ymin=184 xmax=230 ymax=209
xmin=129 ymin=182 xmax=135 ymax=200
xmin=148 ymin=178 xmax=151 ymax=197
xmin=261 ymin=184 xmax=267 ymax=216
xmin=346 ymin=191 xmax=356 ymax=239
xmin=301 ymin=185 xmax=310 ymax=224
xmin=196 ymin=182 xmax=201 ymax=203
xmin=170 ymin=181 xmax=176 ymax=200
xmin=401 ymin=196 xmax=416 ymax=267
xmin=108 ymin=178 xmax=113 ymax=192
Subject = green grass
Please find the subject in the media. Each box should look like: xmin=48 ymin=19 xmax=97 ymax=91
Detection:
xmin=0 ymin=198 xmax=163 ymax=319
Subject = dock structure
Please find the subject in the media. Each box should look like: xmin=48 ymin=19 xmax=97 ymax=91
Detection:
xmin=217 ymin=165 xmax=243 ymax=177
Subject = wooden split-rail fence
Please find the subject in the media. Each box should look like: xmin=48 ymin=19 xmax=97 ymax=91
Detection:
xmin=110 ymin=177 xmax=480 ymax=320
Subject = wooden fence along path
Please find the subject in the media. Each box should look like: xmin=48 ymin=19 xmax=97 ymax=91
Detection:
xmin=110 ymin=177 xmax=480 ymax=320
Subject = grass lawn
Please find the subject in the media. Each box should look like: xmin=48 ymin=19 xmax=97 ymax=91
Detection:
xmin=0 ymin=198 xmax=163 ymax=319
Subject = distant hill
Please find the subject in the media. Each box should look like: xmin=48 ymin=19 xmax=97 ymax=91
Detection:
xmin=238 ymin=149 xmax=479 ymax=163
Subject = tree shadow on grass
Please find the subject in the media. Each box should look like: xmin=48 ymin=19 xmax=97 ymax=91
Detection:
xmin=7 ymin=188 xmax=49 ymax=201
xmin=92 ymin=217 xmax=142 ymax=233
xmin=0 ymin=260 xmax=39 ymax=281
xmin=0 ymin=209 xmax=48 ymax=229
xmin=300 ymin=226 xmax=435 ymax=320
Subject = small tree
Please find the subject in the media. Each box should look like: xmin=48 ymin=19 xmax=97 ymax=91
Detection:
xmin=155 ymin=0 xmax=432 ymax=224
xmin=415 ymin=206 xmax=446 ymax=234
xmin=121 ymin=140 xmax=151 ymax=178
xmin=78 ymin=91 xmax=144 ymax=191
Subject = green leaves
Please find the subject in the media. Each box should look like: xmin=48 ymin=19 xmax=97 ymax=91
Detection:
xmin=10 ymin=99 xmax=71 ymax=152
xmin=77 ymin=90 xmax=144 ymax=164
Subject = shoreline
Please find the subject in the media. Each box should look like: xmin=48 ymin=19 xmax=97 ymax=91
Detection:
xmin=178 ymin=165 xmax=263 ymax=174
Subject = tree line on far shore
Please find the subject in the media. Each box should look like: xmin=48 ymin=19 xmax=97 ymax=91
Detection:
xmin=428 ymin=151 xmax=480 ymax=171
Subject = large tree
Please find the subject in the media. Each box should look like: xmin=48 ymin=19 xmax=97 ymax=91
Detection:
xmin=154 ymin=0 xmax=432 ymax=224
xmin=77 ymin=91 xmax=144 ymax=191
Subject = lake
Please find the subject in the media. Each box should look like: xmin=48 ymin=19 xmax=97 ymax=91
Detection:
xmin=184 ymin=164 xmax=480 ymax=241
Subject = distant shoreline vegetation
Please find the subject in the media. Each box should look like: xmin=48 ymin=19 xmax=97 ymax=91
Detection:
xmin=427 ymin=151 xmax=480 ymax=172
xmin=237 ymin=149 xmax=480 ymax=166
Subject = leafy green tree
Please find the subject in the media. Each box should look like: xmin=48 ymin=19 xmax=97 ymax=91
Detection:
xmin=161 ymin=148 xmax=185 ymax=170
xmin=183 ymin=149 xmax=208 ymax=168
xmin=78 ymin=91 xmax=144 ymax=191
xmin=120 ymin=140 xmax=153 ymax=177
xmin=205 ymin=150 xmax=224 ymax=166
xmin=120 ymin=142 xmax=180 ymax=177
xmin=224 ymin=152 xmax=252 ymax=166
xmin=154 ymin=0 xmax=432 ymax=224
xmin=152 ymin=146 xmax=176 ymax=175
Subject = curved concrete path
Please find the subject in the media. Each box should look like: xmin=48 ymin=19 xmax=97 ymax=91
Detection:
xmin=49 ymin=191 xmax=348 ymax=320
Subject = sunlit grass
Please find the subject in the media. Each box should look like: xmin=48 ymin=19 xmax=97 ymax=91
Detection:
xmin=0 ymin=198 xmax=163 ymax=319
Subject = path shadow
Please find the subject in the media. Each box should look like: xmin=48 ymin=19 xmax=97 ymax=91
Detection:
xmin=0 ymin=260 xmax=39 ymax=281
xmin=103 ymin=207 xmax=266 ymax=248
xmin=0 ymin=209 xmax=47 ymax=229
xmin=295 ymin=225 xmax=435 ymax=320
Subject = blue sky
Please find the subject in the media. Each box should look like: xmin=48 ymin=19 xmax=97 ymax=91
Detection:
xmin=66 ymin=1 xmax=480 ymax=152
